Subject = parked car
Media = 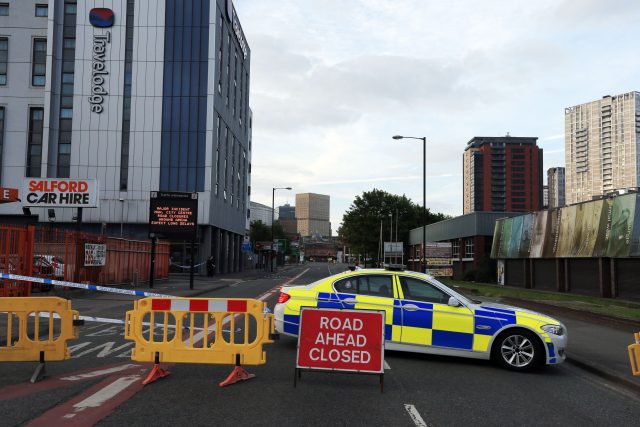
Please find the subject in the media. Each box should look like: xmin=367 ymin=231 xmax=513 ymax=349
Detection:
xmin=274 ymin=267 xmax=567 ymax=372
xmin=33 ymin=255 xmax=65 ymax=279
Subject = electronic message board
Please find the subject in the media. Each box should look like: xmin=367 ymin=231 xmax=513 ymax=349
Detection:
xmin=149 ymin=191 xmax=198 ymax=238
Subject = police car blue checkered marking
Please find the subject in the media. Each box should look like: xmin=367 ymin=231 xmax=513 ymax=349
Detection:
xmin=316 ymin=292 xmax=356 ymax=309
xmin=480 ymin=305 xmax=515 ymax=315
xmin=546 ymin=342 xmax=555 ymax=358
xmin=385 ymin=324 xmax=392 ymax=340
xmin=432 ymin=330 xmax=473 ymax=350
xmin=474 ymin=312 xmax=502 ymax=335
xmin=283 ymin=314 xmax=299 ymax=335
xmin=401 ymin=301 xmax=433 ymax=328
xmin=478 ymin=306 xmax=517 ymax=325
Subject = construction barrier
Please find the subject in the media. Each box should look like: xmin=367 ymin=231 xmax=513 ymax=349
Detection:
xmin=629 ymin=332 xmax=640 ymax=376
xmin=125 ymin=297 xmax=275 ymax=386
xmin=0 ymin=297 xmax=79 ymax=381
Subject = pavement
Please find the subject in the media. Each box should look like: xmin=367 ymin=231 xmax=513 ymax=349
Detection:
xmin=35 ymin=264 xmax=640 ymax=394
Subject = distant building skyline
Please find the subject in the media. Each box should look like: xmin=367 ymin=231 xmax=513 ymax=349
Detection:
xmin=548 ymin=167 xmax=566 ymax=208
xmin=565 ymin=91 xmax=640 ymax=204
xmin=296 ymin=193 xmax=331 ymax=237
xmin=463 ymin=136 xmax=543 ymax=214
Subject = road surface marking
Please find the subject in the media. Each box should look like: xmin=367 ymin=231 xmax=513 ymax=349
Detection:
xmin=61 ymin=364 xmax=141 ymax=381
xmin=404 ymin=404 xmax=428 ymax=427
xmin=62 ymin=375 xmax=141 ymax=418
xmin=384 ymin=360 xmax=391 ymax=370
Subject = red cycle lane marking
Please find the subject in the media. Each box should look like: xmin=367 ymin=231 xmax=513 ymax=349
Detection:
xmin=25 ymin=367 xmax=150 ymax=427
xmin=0 ymin=362 xmax=142 ymax=401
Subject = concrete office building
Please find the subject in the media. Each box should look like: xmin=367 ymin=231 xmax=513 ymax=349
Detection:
xmin=0 ymin=0 xmax=253 ymax=273
xmin=277 ymin=203 xmax=295 ymax=219
xmin=547 ymin=167 xmax=566 ymax=208
xmin=295 ymin=193 xmax=330 ymax=237
xmin=249 ymin=201 xmax=274 ymax=226
xmin=463 ymin=135 xmax=543 ymax=213
xmin=565 ymin=92 xmax=640 ymax=205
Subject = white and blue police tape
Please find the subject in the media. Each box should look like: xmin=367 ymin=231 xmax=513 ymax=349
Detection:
xmin=0 ymin=272 xmax=170 ymax=298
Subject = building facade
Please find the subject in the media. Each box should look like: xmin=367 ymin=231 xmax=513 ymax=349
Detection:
xmin=0 ymin=0 xmax=252 ymax=274
xmin=547 ymin=167 xmax=566 ymax=208
xmin=249 ymin=201 xmax=273 ymax=226
xmin=463 ymin=135 xmax=543 ymax=214
xmin=295 ymin=192 xmax=330 ymax=237
xmin=277 ymin=203 xmax=295 ymax=219
xmin=565 ymin=92 xmax=640 ymax=205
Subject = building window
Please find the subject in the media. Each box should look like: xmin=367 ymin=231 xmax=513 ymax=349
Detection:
xmin=465 ymin=238 xmax=474 ymax=258
xmin=0 ymin=107 xmax=4 ymax=180
xmin=32 ymin=38 xmax=46 ymax=86
xmin=27 ymin=108 xmax=44 ymax=177
xmin=35 ymin=4 xmax=48 ymax=17
xmin=452 ymin=240 xmax=460 ymax=258
xmin=57 ymin=1 xmax=77 ymax=178
xmin=0 ymin=3 xmax=8 ymax=16
xmin=119 ymin=0 xmax=135 ymax=191
xmin=0 ymin=38 xmax=7 ymax=85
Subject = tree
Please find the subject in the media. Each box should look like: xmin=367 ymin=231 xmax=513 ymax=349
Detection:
xmin=337 ymin=189 xmax=449 ymax=265
xmin=250 ymin=220 xmax=271 ymax=243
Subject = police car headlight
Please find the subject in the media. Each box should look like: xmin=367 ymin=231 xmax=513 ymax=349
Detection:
xmin=541 ymin=324 xmax=564 ymax=336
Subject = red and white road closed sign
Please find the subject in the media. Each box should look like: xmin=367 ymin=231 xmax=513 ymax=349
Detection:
xmin=296 ymin=308 xmax=384 ymax=373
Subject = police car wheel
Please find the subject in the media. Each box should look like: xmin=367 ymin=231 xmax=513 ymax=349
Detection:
xmin=493 ymin=329 xmax=542 ymax=372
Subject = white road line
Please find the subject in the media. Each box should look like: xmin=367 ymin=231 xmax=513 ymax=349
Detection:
xmin=404 ymin=404 xmax=428 ymax=427
xmin=384 ymin=360 xmax=391 ymax=370
xmin=60 ymin=364 xmax=141 ymax=381
xmin=63 ymin=375 xmax=141 ymax=418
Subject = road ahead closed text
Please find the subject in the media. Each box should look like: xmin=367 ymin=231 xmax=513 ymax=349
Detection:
xmin=297 ymin=308 xmax=384 ymax=373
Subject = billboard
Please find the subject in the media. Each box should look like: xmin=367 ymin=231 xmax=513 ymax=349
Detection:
xmin=491 ymin=193 xmax=640 ymax=259
xmin=148 ymin=191 xmax=198 ymax=239
xmin=22 ymin=179 xmax=99 ymax=208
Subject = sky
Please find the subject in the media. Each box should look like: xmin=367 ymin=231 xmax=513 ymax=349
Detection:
xmin=234 ymin=0 xmax=640 ymax=234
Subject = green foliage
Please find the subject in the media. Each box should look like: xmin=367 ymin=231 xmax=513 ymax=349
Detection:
xmin=250 ymin=220 xmax=271 ymax=242
xmin=337 ymin=189 xmax=449 ymax=265
xmin=250 ymin=220 xmax=290 ymax=253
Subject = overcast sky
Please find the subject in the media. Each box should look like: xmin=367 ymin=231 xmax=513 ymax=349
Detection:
xmin=235 ymin=0 xmax=640 ymax=234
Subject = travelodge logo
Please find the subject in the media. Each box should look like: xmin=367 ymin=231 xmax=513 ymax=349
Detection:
xmin=89 ymin=8 xmax=115 ymax=28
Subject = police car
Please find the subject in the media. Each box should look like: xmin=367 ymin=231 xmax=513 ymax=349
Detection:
xmin=274 ymin=268 xmax=567 ymax=371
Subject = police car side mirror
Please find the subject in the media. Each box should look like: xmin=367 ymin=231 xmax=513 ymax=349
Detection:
xmin=448 ymin=297 xmax=461 ymax=307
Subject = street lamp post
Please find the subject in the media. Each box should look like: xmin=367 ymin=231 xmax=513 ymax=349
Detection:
xmin=271 ymin=186 xmax=292 ymax=272
xmin=393 ymin=135 xmax=426 ymax=273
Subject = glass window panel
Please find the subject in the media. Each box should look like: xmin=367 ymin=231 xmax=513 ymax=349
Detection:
xmin=64 ymin=4 xmax=76 ymax=14
xmin=399 ymin=277 xmax=450 ymax=304
xmin=60 ymin=108 xmax=73 ymax=118
xmin=35 ymin=5 xmax=48 ymax=17
xmin=59 ymin=144 xmax=71 ymax=154
xmin=62 ymin=73 xmax=74 ymax=83
xmin=0 ymin=4 xmax=8 ymax=16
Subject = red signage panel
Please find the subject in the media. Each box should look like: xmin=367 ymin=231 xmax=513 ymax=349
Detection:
xmin=296 ymin=308 xmax=384 ymax=374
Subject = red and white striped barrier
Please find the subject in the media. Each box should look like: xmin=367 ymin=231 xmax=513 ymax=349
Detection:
xmin=150 ymin=298 xmax=248 ymax=313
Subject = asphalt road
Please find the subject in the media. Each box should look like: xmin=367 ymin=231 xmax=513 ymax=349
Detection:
xmin=1 ymin=263 xmax=640 ymax=426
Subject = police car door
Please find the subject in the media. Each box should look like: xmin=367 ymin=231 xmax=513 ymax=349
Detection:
xmin=333 ymin=274 xmax=401 ymax=343
xmin=397 ymin=275 xmax=474 ymax=351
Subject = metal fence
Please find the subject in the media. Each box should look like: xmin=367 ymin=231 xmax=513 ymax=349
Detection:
xmin=1 ymin=224 xmax=169 ymax=294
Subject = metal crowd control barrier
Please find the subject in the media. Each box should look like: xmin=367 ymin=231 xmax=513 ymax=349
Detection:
xmin=0 ymin=297 xmax=79 ymax=382
xmin=629 ymin=332 xmax=640 ymax=376
xmin=125 ymin=297 xmax=275 ymax=386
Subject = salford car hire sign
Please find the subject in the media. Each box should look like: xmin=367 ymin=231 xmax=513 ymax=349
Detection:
xmin=296 ymin=307 xmax=385 ymax=374
xmin=22 ymin=179 xmax=99 ymax=208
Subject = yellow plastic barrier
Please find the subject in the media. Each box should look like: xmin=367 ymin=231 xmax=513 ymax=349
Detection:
xmin=0 ymin=297 xmax=79 ymax=362
xmin=629 ymin=332 xmax=640 ymax=376
xmin=125 ymin=297 xmax=275 ymax=385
